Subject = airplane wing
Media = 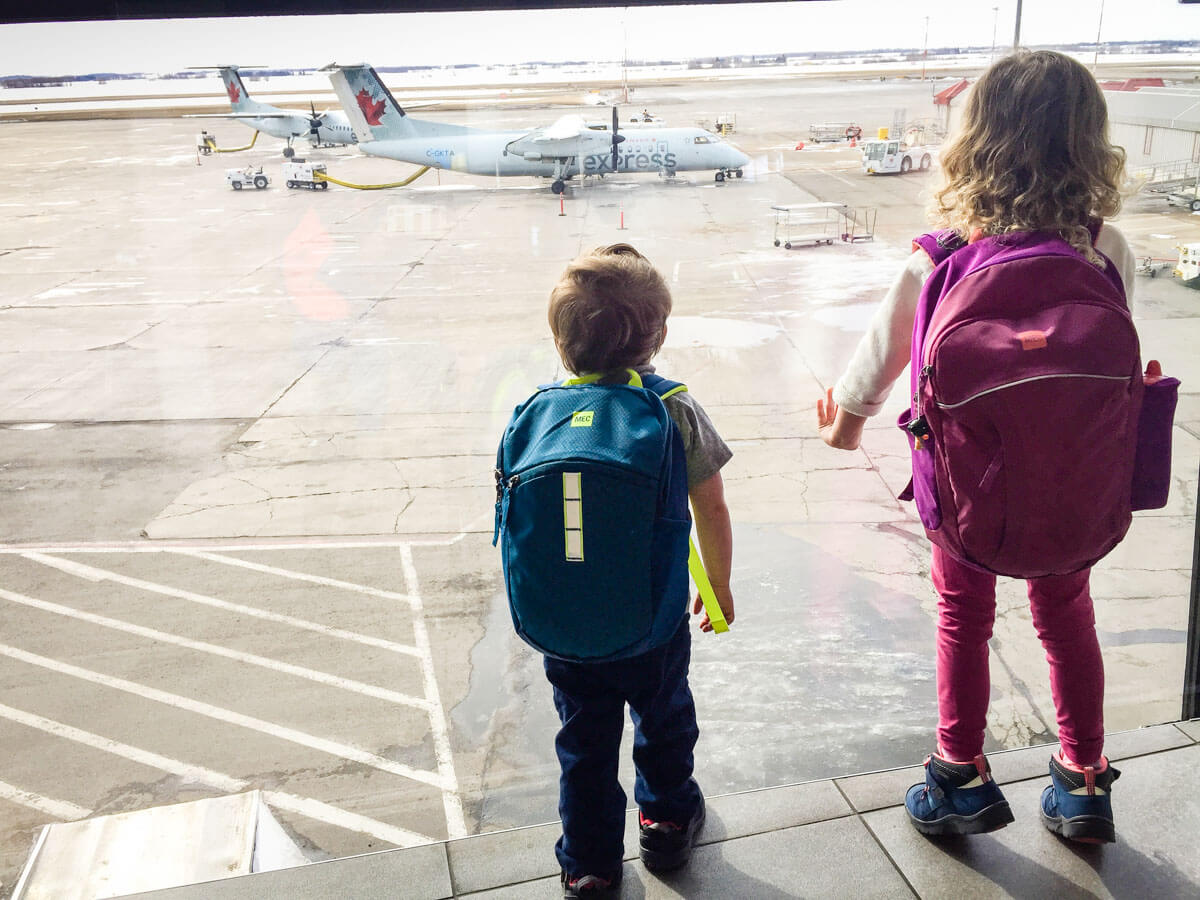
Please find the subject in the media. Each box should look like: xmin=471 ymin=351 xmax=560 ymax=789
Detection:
xmin=506 ymin=114 xmax=611 ymax=158
xmin=183 ymin=112 xmax=297 ymax=119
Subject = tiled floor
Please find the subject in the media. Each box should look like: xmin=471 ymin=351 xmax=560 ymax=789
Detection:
xmin=130 ymin=721 xmax=1200 ymax=899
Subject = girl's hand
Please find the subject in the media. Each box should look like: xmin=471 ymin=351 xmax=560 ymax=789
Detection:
xmin=817 ymin=388 xmax=866 ymax=450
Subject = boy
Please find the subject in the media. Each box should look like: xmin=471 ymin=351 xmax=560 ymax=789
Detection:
xmin=543 ymin=243 xmax=735 ymax=897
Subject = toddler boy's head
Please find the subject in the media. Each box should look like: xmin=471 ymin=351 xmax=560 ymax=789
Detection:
xmin=548 ymin=243 xmax=672 ymax=376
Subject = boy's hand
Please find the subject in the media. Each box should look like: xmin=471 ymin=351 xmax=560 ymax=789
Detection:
xmin=817 ymin=388 xmax=866 ymax=450
xmin=693 ymin=585 xmax=734 ymax=634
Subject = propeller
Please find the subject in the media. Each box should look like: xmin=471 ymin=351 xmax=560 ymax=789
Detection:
xmin=308 ymin=101 xmax=325 ymax=137
xmin=611 ymin=106 xmax=625 ymax=174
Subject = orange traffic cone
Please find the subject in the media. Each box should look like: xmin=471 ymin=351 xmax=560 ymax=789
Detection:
xmin=795 ymin=141 xmax=805 ymax=150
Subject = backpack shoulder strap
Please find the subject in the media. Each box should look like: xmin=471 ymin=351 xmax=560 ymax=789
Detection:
xmin=912 ymin=229 xmax=966 ymax=266
xmin=639 ymin=372 xmax=688 ymax=400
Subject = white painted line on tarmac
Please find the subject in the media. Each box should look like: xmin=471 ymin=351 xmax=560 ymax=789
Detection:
xmin=176 ymin=549 xmax=416 ymax=608
xmin=0 ymin=703 xmax=435 ymax=847
xmin=21 ymin=551 xmax=422 ymax=658
xmin=1 ymin=540 xmax=451 ymax=552
xmin=0 ymin=643 xmax=450 ymax=792
xmin=813 ymin=167 xmax=857 ymax=188
xmin=0 ymin=588 xmax=432 ymax=712
xmin=0 ymin=778 xmax=90 ymax=821
xmin=263 ymin=792 xmax=434 ymax=849
xmin=400 ymin=545 xmax=467 ymax=840
xmin=0 ymin=701 xmax=243 ymax=792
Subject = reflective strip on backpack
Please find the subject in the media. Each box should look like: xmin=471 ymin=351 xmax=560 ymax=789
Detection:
xmin=563 ymin=472 xmax=584 ymax=561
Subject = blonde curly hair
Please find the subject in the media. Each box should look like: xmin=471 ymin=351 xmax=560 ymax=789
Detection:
xmin=932 ymin=50 xmax=1126 ymax=263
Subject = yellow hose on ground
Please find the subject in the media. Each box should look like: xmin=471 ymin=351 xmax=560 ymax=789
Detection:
xmin=314 ymin=166 xmax=431 ymax=190
xmin=208 ymin=131 xmax=259 ymax=153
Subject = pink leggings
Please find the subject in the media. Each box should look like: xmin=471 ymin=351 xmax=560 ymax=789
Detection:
xmin=932 ymin=545 xmax=1105 ymax=766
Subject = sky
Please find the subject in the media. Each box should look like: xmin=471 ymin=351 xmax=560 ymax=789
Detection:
xmin=0 ymin=0 xmax=1196 ymax=76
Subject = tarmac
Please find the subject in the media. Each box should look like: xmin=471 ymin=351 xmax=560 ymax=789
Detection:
xmin=0 ymin=72 xmax=1198 ymax=896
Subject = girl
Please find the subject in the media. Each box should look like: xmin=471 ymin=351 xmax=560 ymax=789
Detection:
xmin=817 ymin=50 xmax=1136 ymax=844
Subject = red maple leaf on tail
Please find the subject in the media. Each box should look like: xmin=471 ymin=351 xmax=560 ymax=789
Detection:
xmin=355 ymin=89 xmax=386 ymax=126
xmin=226 ymin=82 xmax=240 ymax=104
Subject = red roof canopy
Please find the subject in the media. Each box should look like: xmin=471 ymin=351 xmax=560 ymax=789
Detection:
xmin=933 ymin=78 xmax=970 ymax=106
xmin=1099 ymin=78 xmax=1165 ymax=92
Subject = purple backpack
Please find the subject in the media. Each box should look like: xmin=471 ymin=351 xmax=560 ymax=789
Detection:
xmin=899 ymin=229 xmax=1149 ymax=578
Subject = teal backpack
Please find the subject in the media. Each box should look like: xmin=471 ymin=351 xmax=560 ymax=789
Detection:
xmin=493 ymin=370 xmax=692 ymax=662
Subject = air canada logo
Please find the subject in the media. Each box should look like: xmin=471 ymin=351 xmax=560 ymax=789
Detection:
xmin=355 ymin=89 xmax=385 ymax=126
xmin=226 ymin=82 xmax=240 ymax=104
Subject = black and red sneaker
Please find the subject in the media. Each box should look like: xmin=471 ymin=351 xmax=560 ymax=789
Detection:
xmin=638 ymin=794 xmax=706 ymax=872
xmin=560 ymin=870 xmax=620 ymax=898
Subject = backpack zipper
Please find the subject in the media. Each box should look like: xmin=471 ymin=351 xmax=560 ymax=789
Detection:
xmin=934 ymin=372 xmax=1130 ymax=410
xmin=493 ymin=470 xmax=519 ymax=546
xmin=906 ymin=365 xmax=933 ymax=450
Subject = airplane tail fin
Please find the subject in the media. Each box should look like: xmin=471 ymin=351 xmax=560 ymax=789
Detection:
xmin=324 ymin=64 xmax=415 ymax=143
xmin=216 ymin=66 xmax=261 ymax=113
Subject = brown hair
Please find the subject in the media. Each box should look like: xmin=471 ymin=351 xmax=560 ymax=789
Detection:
xmin=548 ymin=243 xmax=672 ymax=375
xmin=932 ymin=49 xmax=1126 ymax=262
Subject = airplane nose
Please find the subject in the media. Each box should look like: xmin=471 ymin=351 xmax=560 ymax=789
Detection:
xmin=728 ymin=146 xmax=749 ymax=167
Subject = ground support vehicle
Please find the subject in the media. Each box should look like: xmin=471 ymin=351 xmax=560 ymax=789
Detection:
xmin=861 ymin=138 xmax=931 ymax=175
xmin=1177 ymin=243 xmax=1200 ymax=289
xmin=1136 ymin=257 xmax=1174 ymax=278
xmin=1166 ymin=185 xmax=1200 ymax=212
xmin=282 ymin=160 xmax=329 ymax=190
xmin=808 ymin=123 xmax=862 ymax=143
xmin=226 ymin=167 xmax=270 ymax=190
xmin=772 ymin=203 xmax=845 ymax=248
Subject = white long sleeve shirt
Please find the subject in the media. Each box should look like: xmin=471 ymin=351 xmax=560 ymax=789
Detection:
xmin=832 ymin=225 xmax=1137 ymax=418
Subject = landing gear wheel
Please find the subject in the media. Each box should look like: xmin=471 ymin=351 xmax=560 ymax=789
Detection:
xmin=784 ymin=242 xmax=792 ymax=249
xmin=774 ymin=239 xmax=781 ymax=247
xmin=283 ymin=146 xmax=295 ymax=159
xmin=254 ymin=176 xmax=268 ymax=189
xmin=715 ymin=171 xmax=725 ymax=182
xmin=551 ymin=179 xmax=565 ymax=195
xmin=735 ymin=169 xmax=744 ymax=178
xmin=919 ymin=154 xmax=931 ymax=171
xmin=900 ymin=157 xmax=913 ymax=174
xmin=232 ymin=181 xmax=242 ymax=190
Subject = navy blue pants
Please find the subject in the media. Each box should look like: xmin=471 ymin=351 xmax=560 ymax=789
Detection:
xmin=543 ymin=616 xmax=703 ymax=879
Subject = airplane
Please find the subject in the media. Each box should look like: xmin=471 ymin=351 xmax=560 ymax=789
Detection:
xmin=321 ymin=63 xmax=749 ymax=194
xmin=185 ymin=66 xmax=357 ymax=157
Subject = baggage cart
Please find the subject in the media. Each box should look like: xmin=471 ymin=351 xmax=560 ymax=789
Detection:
xmin=839 ymin=206 xmax=877 ymax=243
xmin=772 ymin=202 xmax=844 ymax=248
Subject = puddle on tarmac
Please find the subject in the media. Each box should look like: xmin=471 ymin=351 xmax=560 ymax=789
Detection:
xmin=664 ymin=316 xmax=781 ymax=349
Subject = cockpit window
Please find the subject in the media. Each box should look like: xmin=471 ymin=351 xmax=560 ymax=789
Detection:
xmin=694 ymin=136 xmax=711 ymax=144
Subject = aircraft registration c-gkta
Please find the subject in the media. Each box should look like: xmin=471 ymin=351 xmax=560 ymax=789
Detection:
xmin=185 ymin=66 xmax=356 ymax=157
xmin=322 ymin=63 xmax=749 ymax=193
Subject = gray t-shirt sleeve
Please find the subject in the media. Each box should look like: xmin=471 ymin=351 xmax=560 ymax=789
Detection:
xmin=663 ymin=391 xmax=732 ymax=489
